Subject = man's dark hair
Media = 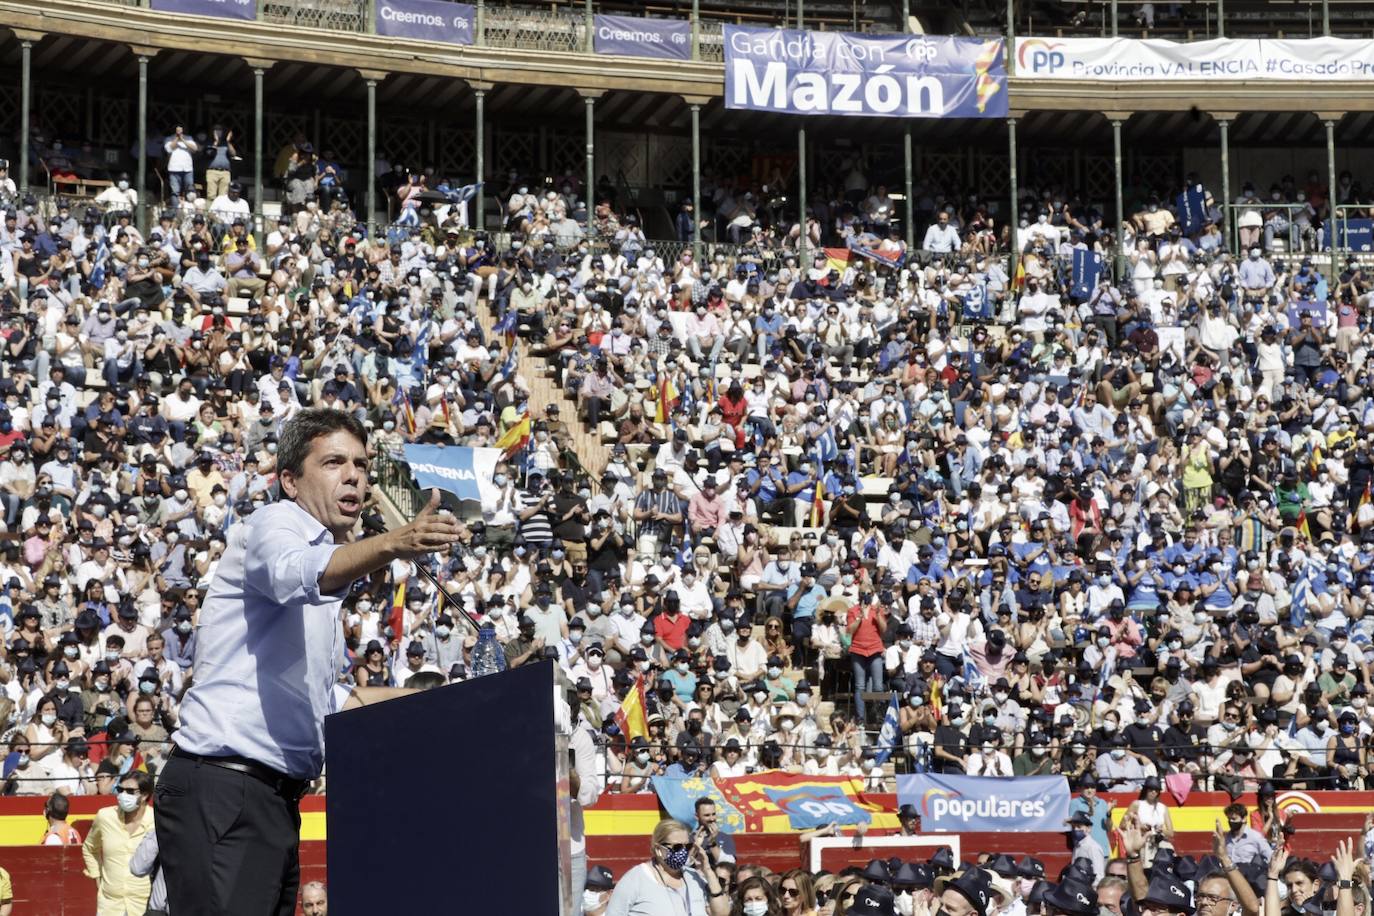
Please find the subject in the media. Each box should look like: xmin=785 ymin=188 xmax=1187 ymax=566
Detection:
xmin=1223 ymin=802 xmax=1248 ymax=821
xmin=694 ymin=797 xmax=716 ymax=815
xmin=277 ymin=408 xmax=367 ymax=479
xmin=45 ymin=792 xmax=69 ymax=820
xmin=121 ymin=770 xmax=155 ymax=796
xmin=406 ymin=671 xmax=446 ymax=691
xmin=1281 ymin=858 xmax=1319 ymax=881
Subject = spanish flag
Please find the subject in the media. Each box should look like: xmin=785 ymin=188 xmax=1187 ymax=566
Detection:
xmin=655 ymin=375 xmax=678 ymax=425
xmin=1011 ymin=259 xmax=1027 ymax=293
xmin=495 ymin=412 xmax=531 ymax=458
xmin=929 ymin=675 xmax=944 ymax=716
xmin=388 ymin=579 xmax=406 ymax=646
xmin=1296 ymin=510 xmax=1312 ymax=541
xmin=1310 ymin=442 xmax=1323 ymax=476
xmin=439 ymin=398 xmax=452 ymax=431
xmin=614 ymin=676 xmax=649 ymax=746
xmin=1361 ymin=481 xmax=1372 ymax=514
xmin=810 ymin=478 xmax=825 ymax=528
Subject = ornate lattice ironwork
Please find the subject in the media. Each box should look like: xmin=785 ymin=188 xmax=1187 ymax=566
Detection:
xmin=484 ymin=5 xmax=585 ymax=53
xmin=262 ymin=0 xmax=367 ymax=32
xmin=493 ymin=128 xmax=538 ymax=176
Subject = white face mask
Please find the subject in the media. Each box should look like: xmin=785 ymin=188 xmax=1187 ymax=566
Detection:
xmin=116 ymin=791 xmax=142 ymax=813
xmin=41 ymin=713 xmax=56 ymax=727
xmin=582 ymin=890 xmax=605 ymax=910
xmin=743 ymin=902 xmax=770 ymax=916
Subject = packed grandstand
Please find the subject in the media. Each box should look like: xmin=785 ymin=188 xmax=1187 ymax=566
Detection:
xmin=2 ymin=0 xmax=1374 ymax=912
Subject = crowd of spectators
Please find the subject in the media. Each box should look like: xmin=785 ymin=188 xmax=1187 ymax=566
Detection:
xmin=2 ymin=122 xmax=1374 ymax=913
xmin=586 ymin=810 xmax=1374 ymax=916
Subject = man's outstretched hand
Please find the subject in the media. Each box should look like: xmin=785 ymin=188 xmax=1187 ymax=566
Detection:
xmin=384 ymin=490 xmax=462 ymax=560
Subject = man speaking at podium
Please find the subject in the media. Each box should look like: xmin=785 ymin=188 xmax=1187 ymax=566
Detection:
xmin=154 ymin=409 xmax=461 ymax=916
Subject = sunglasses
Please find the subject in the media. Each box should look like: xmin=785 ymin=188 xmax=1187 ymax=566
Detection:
xmin=660 ymin=842 xmax=691 ymax=854
xmin=781 ymin=886 xmax=801 ymax=897
xmin=116 ymin=787 xmax=140 ymax=796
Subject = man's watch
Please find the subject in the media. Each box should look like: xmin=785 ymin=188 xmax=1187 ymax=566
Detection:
xmin=1338 ymin=880 xmax=1354 ymax=890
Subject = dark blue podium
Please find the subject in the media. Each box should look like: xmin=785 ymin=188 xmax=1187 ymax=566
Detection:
xmin=325 ymin=662 xmax=570 ymax=914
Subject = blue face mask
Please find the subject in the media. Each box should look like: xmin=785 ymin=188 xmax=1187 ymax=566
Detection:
xmin=661 ymin=844 xmax=692 ymax=872
xmin=139 ymin=681 xmax=156 ymax=694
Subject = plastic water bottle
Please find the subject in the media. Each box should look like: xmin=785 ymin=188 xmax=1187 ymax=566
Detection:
xmin=470 ymin=623 xmax=507 ymax=677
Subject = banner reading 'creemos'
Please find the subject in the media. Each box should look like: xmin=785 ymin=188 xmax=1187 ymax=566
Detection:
xmin=897 ymin=773 xmax=1070 ymax=832
xmin=725 ymin=26 xmax=1006 ymax=119
xmin=376 ymin=0 xmax=474 ymax=44
xmin=594 ymin=14 xmax=691 ymax=60
xmin=1015 ymin=36 xmax=1374 ymax=81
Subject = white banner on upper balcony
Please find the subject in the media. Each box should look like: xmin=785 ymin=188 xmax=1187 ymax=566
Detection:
xmin=1014 ymin=36 xmax=1374 ymax=81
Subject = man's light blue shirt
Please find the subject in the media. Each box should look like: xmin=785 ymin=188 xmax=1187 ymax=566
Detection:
xmin=174 ymin=500 xmax=351 ymax=779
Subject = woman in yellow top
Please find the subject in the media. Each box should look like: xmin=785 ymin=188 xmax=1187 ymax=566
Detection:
xmin=1180 ymin=430 xmax=1214 ymax=511
xmin=82 ymin=771 xmax=154 ymax=916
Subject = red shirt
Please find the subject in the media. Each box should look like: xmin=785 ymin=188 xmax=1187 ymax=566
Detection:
xmin=846 ymin=603 xmax=887 ymax=657
xmin=653 ymin=610 xmax=691 ymax=651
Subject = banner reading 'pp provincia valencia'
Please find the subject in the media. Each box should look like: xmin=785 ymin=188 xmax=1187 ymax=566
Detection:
xmin=897 ymin=773 xmax=1070 ymax=832
xmin=1015 ymin=36 xmax=1374 ymax=81
xmin=725 ymin=25 xmax=1006 ymax=119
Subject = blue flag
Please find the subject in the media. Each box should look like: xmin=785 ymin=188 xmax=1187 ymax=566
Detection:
xmin=1070 ymin=248 xmax=1104 ymax=301
xmin=872 ymin=694 xmax=902 ymax=765
xmin=813 ymin=427 xmax=839 ymax=465
xmin=961 ymin=647 xmax=987 ymax=694
xmin=1176 ymin=184 xmax=1207 ymax=235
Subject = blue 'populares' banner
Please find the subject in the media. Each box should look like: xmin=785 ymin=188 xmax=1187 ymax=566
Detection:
xmin=896 ymin=773 xmax=1069 ymax=832
xmin=150 ymin=0 xmax=254 ymax=20
xmin=401 ymin=444 xmax=500 ymax=503
xmin=594 ymin=14 xmax=691 ymax=60
xmin=724 ymin=26 xmax=1007 ymax=119
xmin=376 ymin=0 xmax=474 ymax=44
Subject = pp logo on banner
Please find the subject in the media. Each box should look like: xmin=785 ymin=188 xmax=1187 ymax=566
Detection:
xmin=1017 ymin=39 xmax=1065 ymax=73
xmin=763 ymin=785 xmax=872 ymax=830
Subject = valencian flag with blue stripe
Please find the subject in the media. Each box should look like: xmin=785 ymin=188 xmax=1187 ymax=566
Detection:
xmin=653 ymin=771 xmax=894 ymax=833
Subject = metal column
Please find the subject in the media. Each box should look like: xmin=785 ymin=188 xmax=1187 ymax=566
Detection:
xmin=691 ymin=0 xmax=700 ymax=60
xmin=902 ymin=0 xmax=912 ymax=251
xmin=1218 ymin=0 xmax=1225 ymax=37
xmin=1323 ymin=0 xmax=1330 ymax=34
xmin=1112 ymin=119 xmax=1124 ymax=267
xmin=797 ymin=0 xmax=806 ymax=265
xmin=691 ymin=103 xmax=702 ymax=260
xmin=474 ymin=89 xmax=486 ymax=232
xmin=476 ymin=0 xmax=485 ymax=44
xmin=18 ymin=41 xmax=32 ymax=196
xmin=1111 ymin=0 xmax=1118 ymax=35
xmin=584 ymin=96 xmax=595 ymax=210
xmin=253 ymin=67 xmax=265 ymax=232
xmin=904 ymin=129 xmax=914 ymax=251
xmin=1218 ymin=118 xmax=1230 ymax=251
xmin=1326 ymin=119 xmax=1338 ymax=278
xmin=584 ymin=0 xmax=593 ymax=52
xmin=136 ymin=55 xmax=149 ymax=234
xmin=1008 ymin=118 xmax=1018 ymax=278
xmin=366 ymin=78 xmax=377 ymax=237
